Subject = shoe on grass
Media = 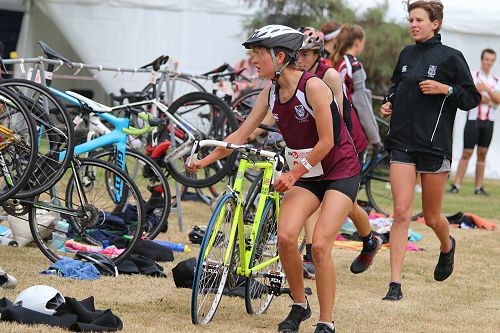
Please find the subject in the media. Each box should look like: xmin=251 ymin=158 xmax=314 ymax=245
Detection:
xmin=382 ymin=282 xmax=403 ymax=301
xmin=303 ymin=261 xmax=316 ymax=280
xmin=0 ymin=266 xmax=17 ymax=290
xmin=314 ymin=323 xmax=335 ymax=333
xmin=474 ymin=187 xmax=489 ymax=196
xmin=447 ymin=184 xmax=460 ymax=194
xmin=278 ymin=301 xmax=311 ymax=332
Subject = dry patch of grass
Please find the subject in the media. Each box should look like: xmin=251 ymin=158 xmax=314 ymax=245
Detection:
xmin=0 ymin=179 xmax=499 ymax=332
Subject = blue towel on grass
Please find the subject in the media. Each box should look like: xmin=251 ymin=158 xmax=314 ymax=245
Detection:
xmin=44 ymin=258 xmax=100 ymax=280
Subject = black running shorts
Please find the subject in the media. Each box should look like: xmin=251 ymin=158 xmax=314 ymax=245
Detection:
xmin=390 ymin=150 xmax=450 ymax=173
xmin=463 ymin=120 xmax=494 ymax=149
xmin=294 ymin=174 xmax=361 ymax=203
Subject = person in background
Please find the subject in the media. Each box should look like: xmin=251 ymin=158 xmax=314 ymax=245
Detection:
xmin=449 ymin=48 xmax=500 ymax=196
xmin=332 ymin=24 xmax=383 ymax=150
xmin=296 ymin=27 xmax=382 ymax=280
xmin=320 ymin=21 xmax=342 ymax=66
xmin=380 ymin=0 xmax=481 ymax=301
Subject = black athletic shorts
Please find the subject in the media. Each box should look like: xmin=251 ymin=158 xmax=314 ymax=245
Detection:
xmin=463 ymin=119 xmax=494 ymax=149
xmin=390 ymin=150 xmax=450 ymax=173
xmin=294 ymin=174 xmax=361 ymax=203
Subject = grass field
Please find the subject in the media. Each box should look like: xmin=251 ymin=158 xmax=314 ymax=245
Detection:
xmin=0 ymin=177 xmax=498 ymax=332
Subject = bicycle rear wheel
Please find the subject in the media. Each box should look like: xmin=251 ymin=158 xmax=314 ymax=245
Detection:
xmin=92 ymin=148 xmax=171 ymax=239
xmin=245 ymin=198 xmax=280 ymax=314
xmin=0 ymin=79 xmax=75 ymax=198
xmin=366 ymin=153 xmax=423 ymax=220
xmin=28 ymin=158 xmax=145 ymax=264
xmin=191 ymin=193 xmax=237 ymax=324
xmin=0 ymin=87 xmax=38 ymax=202
xmin=165 ymin=91 xmax=238 ymax=188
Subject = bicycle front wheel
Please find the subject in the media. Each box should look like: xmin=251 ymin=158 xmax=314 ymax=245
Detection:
xmin=366 ymin=153 xmax=423 ymax=219
xmin=0 ymin=87 xmax=38 ymax=202
xmin=29 ymin=158 xmax=145 ymax=264
xmin=245 ymin=198 xmax=280 ymax=315
xmin=0 ymin=79 xmax=75 ymax=198
xmin=191 ymin=193 xmax=237 ymax=324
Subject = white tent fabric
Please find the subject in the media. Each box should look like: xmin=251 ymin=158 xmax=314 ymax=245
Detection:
xmin=16 ymin=0 xmax=257 ymax=100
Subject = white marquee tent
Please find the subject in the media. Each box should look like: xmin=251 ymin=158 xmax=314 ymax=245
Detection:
xmin=3 ymin=0 xmax=500 ymax=178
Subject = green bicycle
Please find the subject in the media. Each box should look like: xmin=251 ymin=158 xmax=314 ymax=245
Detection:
xmin=190 ymin=139 xmax=287 ymax=324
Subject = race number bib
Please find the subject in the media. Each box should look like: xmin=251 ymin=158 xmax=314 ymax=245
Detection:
xmin=284 ymin=147 xmax=324 ymax=178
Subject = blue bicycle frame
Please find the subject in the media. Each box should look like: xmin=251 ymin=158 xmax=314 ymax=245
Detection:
xmin=51 ymin=88 xmax=132 ymax=202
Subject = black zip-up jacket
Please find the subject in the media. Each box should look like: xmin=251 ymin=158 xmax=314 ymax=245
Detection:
xmin=384 ymin=34 xmax=481 ymax=159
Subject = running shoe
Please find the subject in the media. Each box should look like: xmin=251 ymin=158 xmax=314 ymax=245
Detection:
xmin=447 ymin=184 xmax=460 ymax=194
xmin=0 ymin=266 xmax=17 ymax=290
xmin=350 ymin=235 xmax=383 ymax=274
xmin=278 ymin=302 xmax=311 ymax=332
xmin=382 ymin=282 xmax=403 ymax=301
xmin=434 ymin=236 xmax=456 ymax=281
xmin=314 ymin=323 xmax=336 ymax=333
xmin=474 ymin=187 xmax=489 ymax=196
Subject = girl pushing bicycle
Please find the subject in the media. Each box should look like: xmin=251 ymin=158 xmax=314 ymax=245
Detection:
xmin=187 ymin=24 xmax=360 ymax=333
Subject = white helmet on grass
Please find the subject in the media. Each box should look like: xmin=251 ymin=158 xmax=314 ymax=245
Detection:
xmin=14 ymin=285 xmax=65 ymax=315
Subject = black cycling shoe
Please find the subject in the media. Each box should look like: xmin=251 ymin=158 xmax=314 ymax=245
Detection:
xmin=314 ymin=323 xmax=336 ymax=333
xmin=278 ymin=302 xmax=311 ymax=332
xmin=434 ymin=236 xmax=456 ymax=281
xmin=448 ymin=184 xmax=460 ymax=194
xmin=382 ymin=282 xmax=403 ymax=301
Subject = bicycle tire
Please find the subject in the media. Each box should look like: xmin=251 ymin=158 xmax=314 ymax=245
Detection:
xmin=0 ymin=87 xmax=38 ymax=202
xmin=0 ymin=79 xmax=75 ymax=198
xmin=92 ymin=148 xmax=171 ymax=239
xmin=231 ymin=88 xmax=262 ymax=118
xmin=28 ymin=158 xmax=145 ymax=264
xmin=165 ymin=91 xmax=238 ymax=188
xmin=366 ymin=153 xmax=423 ymax=220
xmin=245 ymin=198 xmax=280 ymax=315
xmin=191 ymin=193 xmax=237 ymax=324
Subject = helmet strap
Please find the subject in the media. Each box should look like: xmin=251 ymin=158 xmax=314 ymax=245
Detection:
xmin=308 ymin=56 xmax=320 ymax=72
xmin=270 ymin=48 xmax=290 ymax=80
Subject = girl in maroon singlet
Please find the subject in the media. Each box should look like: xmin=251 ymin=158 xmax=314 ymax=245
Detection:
xmin=187 ymin=25 xmax=359 ymax=333
xmin=296 ymin=27 xmax=382 ymax=277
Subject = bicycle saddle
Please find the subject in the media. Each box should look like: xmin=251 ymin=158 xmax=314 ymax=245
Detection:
xmin=202 ymin=63 xmax=234 ymax=76
xmin=140 ymin=55 xmax=169 ymax=71
xmin=37 ymin=41 xmax=73 ymax=67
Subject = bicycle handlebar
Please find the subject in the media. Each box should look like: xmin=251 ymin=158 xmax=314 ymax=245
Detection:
xmin=122 ymin=112 xmax=167 ymax=135
xmin=188 ymin=139 xmax=285 ymax=178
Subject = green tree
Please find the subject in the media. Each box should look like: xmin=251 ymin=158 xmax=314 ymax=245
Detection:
xmin=243 ymin=0 xmax=412 ymax=96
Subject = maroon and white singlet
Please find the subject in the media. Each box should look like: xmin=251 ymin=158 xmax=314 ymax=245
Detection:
xmin=268 ymin=71 xmax=361 ymax=181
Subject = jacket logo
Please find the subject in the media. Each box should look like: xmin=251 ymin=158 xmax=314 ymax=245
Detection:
xmin=402 ymin=65 xmax=407 ymax=73
xmin=427 ymin=65 xmax=437 ymax=78
xmin=294 ymin=105 xmax=309 ymax=123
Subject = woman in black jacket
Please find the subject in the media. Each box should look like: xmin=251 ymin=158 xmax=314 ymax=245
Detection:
xmin=380 ymin=0 xmax=481 ymax=301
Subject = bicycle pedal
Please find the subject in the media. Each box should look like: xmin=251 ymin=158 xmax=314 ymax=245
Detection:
xmin=265 ymin=270 xmax=286 ymax=296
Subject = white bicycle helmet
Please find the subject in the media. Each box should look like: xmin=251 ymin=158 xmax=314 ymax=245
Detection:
xmin=243 ymin=24 xmax=305 ymax=79
xmin=14 ymin=285 xmax=65 ymax=315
